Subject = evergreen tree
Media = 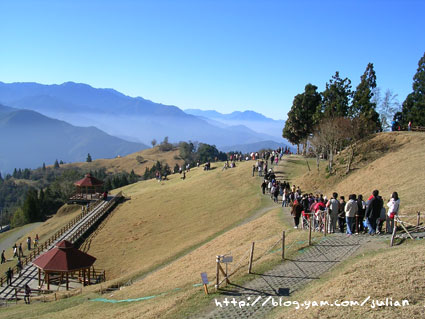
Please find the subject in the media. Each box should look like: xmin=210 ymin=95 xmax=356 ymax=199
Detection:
xmin=42 ymin=162 xmax=46 ymax=172
xmin=86 ymin=153 xmax=92 ymax=162
xmin=351 ymin=63 xmax=381 ymax=131
xmin=22 ymin=188 xmax=40 ymax=222
xmin=129 ymin=169 xmax=137 ymax=183
xmin=0 ymin=172 xmax=3 ymax=183
xmin=143 ymin=167 xmax=150 ymax=180
xmin=282 ymin=94 xmax=304 ymax=153
xmin=54 ymin=159 xmax=60 ymax=169
xmin=104 ymin=178 xmax=112 ymax=191
xmin=401 ymin=52 xmax=425 ymax=126
xmin=322 ymin=71 xmax=353 ymax=118
xmin=60 ymin=160 xmax=64 ymax=165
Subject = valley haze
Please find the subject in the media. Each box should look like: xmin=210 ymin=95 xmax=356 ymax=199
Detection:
xmin=0 ymin=81 xmax=290 ymax=173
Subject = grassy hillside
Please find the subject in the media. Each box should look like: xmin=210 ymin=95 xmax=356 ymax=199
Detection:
xmin=2 ymin=132 xmax=424 ymax=319
xmin=294 ymin=132 xmax=425 ymax=223
xmin=85 ymin=160 xmax=262 ymax=281
xmin=57 ymin=146 xmax=183 ymax=176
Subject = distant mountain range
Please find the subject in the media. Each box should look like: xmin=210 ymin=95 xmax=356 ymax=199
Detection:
xmin=184 ymin=109 xmax=285 ymax=141
xmin=0 ymin=81 xmax=291 ymax=172
xmin=0 ymin=104 xmax=147 ymax=174
xmin=0 ymin=82 xmax=288 ymax=148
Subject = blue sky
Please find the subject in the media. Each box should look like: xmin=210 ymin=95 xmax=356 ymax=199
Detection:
xmin=1 ymin=0 xmax=424 ymax=120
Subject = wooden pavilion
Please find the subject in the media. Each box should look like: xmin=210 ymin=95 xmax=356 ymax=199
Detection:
xmin=32 ymin=240 xmax=96 ymax=290
xmin=74 ymin=173 xmax=104 ymax=200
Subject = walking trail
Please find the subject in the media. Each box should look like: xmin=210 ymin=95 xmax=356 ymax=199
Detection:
xmin=195 ymin=157 xmax=377 ymax=318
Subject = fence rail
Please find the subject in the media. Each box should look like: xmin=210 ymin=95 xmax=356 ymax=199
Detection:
xmin=0 ymin=193 xmax=122 ymax=289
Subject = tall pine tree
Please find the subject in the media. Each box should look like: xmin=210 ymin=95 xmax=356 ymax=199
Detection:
xmin=352 ymin=63 xmax=381 ymax=131
xmin=322 ymin=71 xmax=352 ymax=118
xmin=402 ymin=52 xmax=425 ymax=126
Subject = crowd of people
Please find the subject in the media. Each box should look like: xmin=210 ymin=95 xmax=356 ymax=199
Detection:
xmin=255 ymin=151 xmax=400 ymax=236
xmin=286 ymin=190 xmax=400 ymax=235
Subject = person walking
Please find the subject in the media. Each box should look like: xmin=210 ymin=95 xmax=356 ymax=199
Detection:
xmin=345 ymin=194 xmax=358 ymax=235
xmin=291 ymin=199 xmax=303 ymax=229
xmin=17 ymin=258 xmax=23 ymax=276
xmin=27 ymin=236 xmax=32 ymax=251
xmin=24 ymin=284 xmax=31 ymax=304
xmin=1 ymin=250 xmax=6 ymax=264
xmin=19 ymin=243 xmax=24 ymax=257
xmin=326 ymin=193 xmax=339 ymax=233
xmin=386 ymin=192 xmax=400 ymax=234
xmin=6 ymin=267 xmax=13 ymax=286
xmin=356 ymin=194 xmax=366 ymax=233
xmin=13 ymin=244 xmax=18 ymax=258
xmin=365 ymin=190 xmax=383 ymax=235
xmin=338 ymin=196 xmax=346 ymax=233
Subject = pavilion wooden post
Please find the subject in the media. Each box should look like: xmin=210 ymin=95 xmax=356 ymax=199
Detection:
xmin=38 ymin=268 xmax=41 ymax=287
xmin=88 ymin=267 xmax=91 ymax=285
xmin=66 ymin=272 xmax=69 ymax=290
xmin=46 ymin=272 xmax=50 ymax=290
xmin=281 ymin=231 xmax=285 ymax=260
xmin=83 ymin=269 xmax=86 ymax=286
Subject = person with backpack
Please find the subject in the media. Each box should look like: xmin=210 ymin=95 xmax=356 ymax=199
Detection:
xmin=291 ymin=199 xmax=303 ymax=229
xmin=356 ymin=194 xmax=366 ymax=233
xmin=365 ymin=190 xmax=383 ymax=235
xmin=326 ymin=193 xmax=339 ymax=233
xmin=386 ymin=192 xmax=400 ymax=234
xmin=338 ymin=196 xmax=346 ymax=233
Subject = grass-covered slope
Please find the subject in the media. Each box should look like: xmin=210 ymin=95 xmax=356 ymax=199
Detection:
xmin=295 ymin=132 xmax=425 ymax=223
xmin=57 ymin=146 xmax=183 ymax=176
xmin=85 ymin=161 xmax=262 ymax=281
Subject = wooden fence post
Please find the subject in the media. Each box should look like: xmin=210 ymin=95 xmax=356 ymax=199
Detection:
xmin=281 ymin=231 xmax=285 ymax=260
xmin=309 ymin=214 xmax=312 ymax=246
xmin=417 ymin=212 xmax=421 ymax=226
xmin=324 ymin=211 xmax=327 ymax=237
xmin=215 ymin=256 xmax=220 ymax=290
xmin=248 ymin=242 xmax=255 ymax=273
xmin=390 ymin=218 xmax=397 ymax=247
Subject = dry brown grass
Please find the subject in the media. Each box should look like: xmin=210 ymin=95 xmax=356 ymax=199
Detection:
xmin=57 ymin=146 xmax=183 ymax=175
xmin=84 ymin=161 xmax=262 ymax=281
xmin=272 ymin=239 xmax=425 ymax=319
xmin=295 ymin=132 xmax=425 ymax=224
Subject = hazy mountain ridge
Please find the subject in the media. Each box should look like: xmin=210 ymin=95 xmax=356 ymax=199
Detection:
xmin=0 ymin=105 xmax=148 ymax=173
xmin=184 ymin=108 xmax=286 ymax=141
xmin=0 ymin=81 xmax=288 ymax=149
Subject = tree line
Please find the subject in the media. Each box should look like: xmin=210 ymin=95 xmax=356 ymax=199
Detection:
xmin=283 ymin=52 xmax=425 ymax=174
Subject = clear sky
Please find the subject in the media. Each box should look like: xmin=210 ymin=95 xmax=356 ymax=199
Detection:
xmin=1 ymin=0 xmax=424 ymax=120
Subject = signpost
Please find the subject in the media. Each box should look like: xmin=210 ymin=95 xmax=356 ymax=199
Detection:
xmin=201 ymin=272 xmax=209 ymax=295
xmin=215 ymin=255 xmax=233 ymax=290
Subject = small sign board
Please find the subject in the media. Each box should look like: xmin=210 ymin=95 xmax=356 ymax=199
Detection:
xmin=221 ymin=256 xmax=233 ymax=263
xmin=201 ymin=272 xmax=209 ymax=285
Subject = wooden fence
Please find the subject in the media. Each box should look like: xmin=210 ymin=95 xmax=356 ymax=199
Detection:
xmin=0 ymin=193 xmax=122 ymax=288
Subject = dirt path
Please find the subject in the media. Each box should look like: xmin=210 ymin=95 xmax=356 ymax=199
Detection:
xmin=195 ymin=233 xmax=375 ymax=319
xmin=0 ymin=223 xmax=42 ymax=253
